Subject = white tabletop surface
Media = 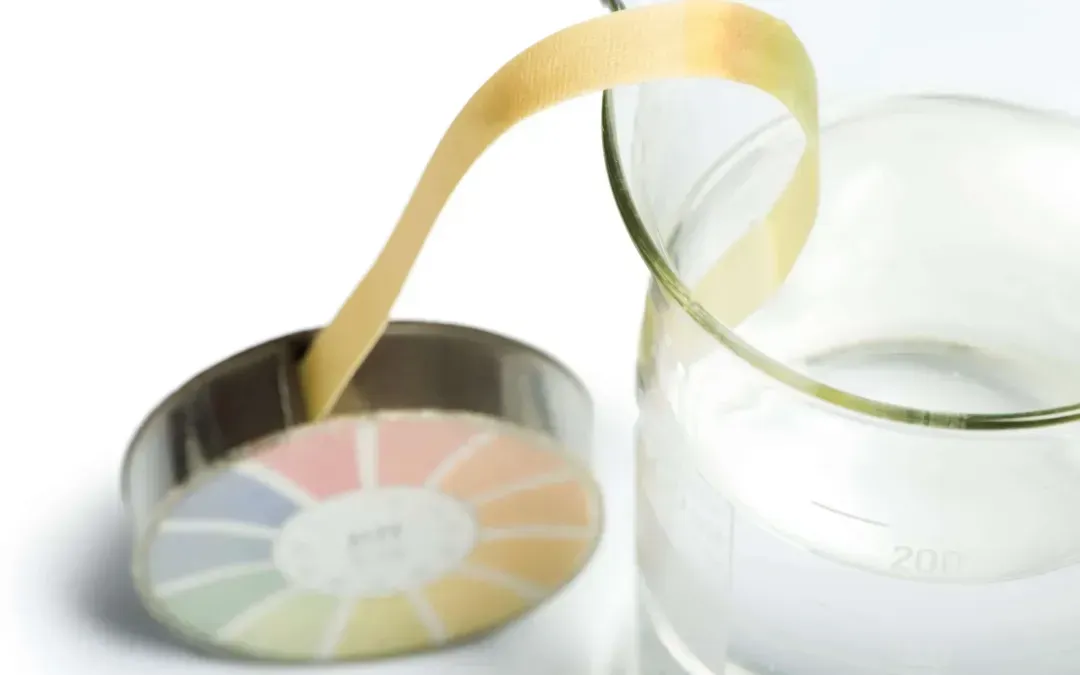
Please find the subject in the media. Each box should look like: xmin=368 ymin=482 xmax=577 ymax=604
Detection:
xmin=1 ymin=1 xmax=646 ymax=672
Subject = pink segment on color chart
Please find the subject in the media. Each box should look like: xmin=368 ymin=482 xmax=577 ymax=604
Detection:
xmin=377 ymin=417 xmax=481 ymax=486
xmin=257 ymin=421 xmax=360 ymax=498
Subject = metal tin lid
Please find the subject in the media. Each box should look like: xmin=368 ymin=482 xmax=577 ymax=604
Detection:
xmin=123 ymin=322 xmax=601 ymax=662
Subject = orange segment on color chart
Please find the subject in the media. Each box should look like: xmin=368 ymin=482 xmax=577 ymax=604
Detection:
xmin=137 ymin=412 xmax=600 ymax=660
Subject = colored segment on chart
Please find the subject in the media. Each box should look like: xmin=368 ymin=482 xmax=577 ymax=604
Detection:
xmin=139 ymin=413 xmax=600 ymax=661
xmin=437 ymin=432 xmax=571 ymax=498
xmin=332 ymin=594 xmax=434 ymax=658
xmin=168 ymin=470 xmax=300 ymax=526
xmin=148 ymin=531 xmax=274 ymax=585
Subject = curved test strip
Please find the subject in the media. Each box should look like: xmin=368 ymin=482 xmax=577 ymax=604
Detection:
xmin=299 ymin=0 xmax=819 ymax=420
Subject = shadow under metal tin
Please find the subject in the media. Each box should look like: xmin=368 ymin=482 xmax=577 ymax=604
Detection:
xmin=122 ymin=321 xmax=602 ymax=662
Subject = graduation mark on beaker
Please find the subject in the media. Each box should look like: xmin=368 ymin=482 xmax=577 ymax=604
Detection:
xmin=891 ymin=547 xmax=964 ymax=576
xmin=810 ymin=501 xmax=888 ymax=528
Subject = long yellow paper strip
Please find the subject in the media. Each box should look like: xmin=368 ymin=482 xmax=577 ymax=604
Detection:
xmin=300 ymin=0 xmax=820 ymax=421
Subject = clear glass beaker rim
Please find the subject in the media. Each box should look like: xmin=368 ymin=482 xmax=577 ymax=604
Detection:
xmin=600 ymin=90 xmax=1080 ymax=431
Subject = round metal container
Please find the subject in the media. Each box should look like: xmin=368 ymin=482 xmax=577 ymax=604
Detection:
xmin=122 ymin=321 xmax=601 ymax=662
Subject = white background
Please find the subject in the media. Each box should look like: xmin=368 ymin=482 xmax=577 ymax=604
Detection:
xmin=0 ymin=0 xmax=647 ymax=672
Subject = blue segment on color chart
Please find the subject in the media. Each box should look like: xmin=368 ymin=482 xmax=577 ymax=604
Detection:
xmin=169 ymin=469 xmax=298 ymax=527
xmin=149 ymin=532 xmax=274 ymax=584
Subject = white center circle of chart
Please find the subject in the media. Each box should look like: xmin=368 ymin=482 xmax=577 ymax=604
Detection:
xmin=274 ymin=486 xmax=478 ymax=597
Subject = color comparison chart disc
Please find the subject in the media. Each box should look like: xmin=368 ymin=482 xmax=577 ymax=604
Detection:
xmin=134 ymin=412 xmax=602 ymax=661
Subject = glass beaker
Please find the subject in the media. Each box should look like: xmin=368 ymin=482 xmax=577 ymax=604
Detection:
xmin=602 ymin=1 xmax=1080 ymax=674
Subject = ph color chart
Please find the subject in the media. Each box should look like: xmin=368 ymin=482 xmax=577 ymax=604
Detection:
xmin=135 ymin=413 xmax=601 ymax=660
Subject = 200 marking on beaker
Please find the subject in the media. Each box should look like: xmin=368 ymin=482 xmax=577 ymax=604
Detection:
xmin=890 ymin=546 xmax=964 ymax=578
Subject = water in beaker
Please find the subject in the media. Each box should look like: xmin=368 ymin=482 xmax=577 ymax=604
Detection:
xmin=631 ymin=94 xmax=1080 ymax=675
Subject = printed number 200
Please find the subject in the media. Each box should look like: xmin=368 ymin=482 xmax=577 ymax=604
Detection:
xmin=891 ymin=546 xmax=962 ymax=576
